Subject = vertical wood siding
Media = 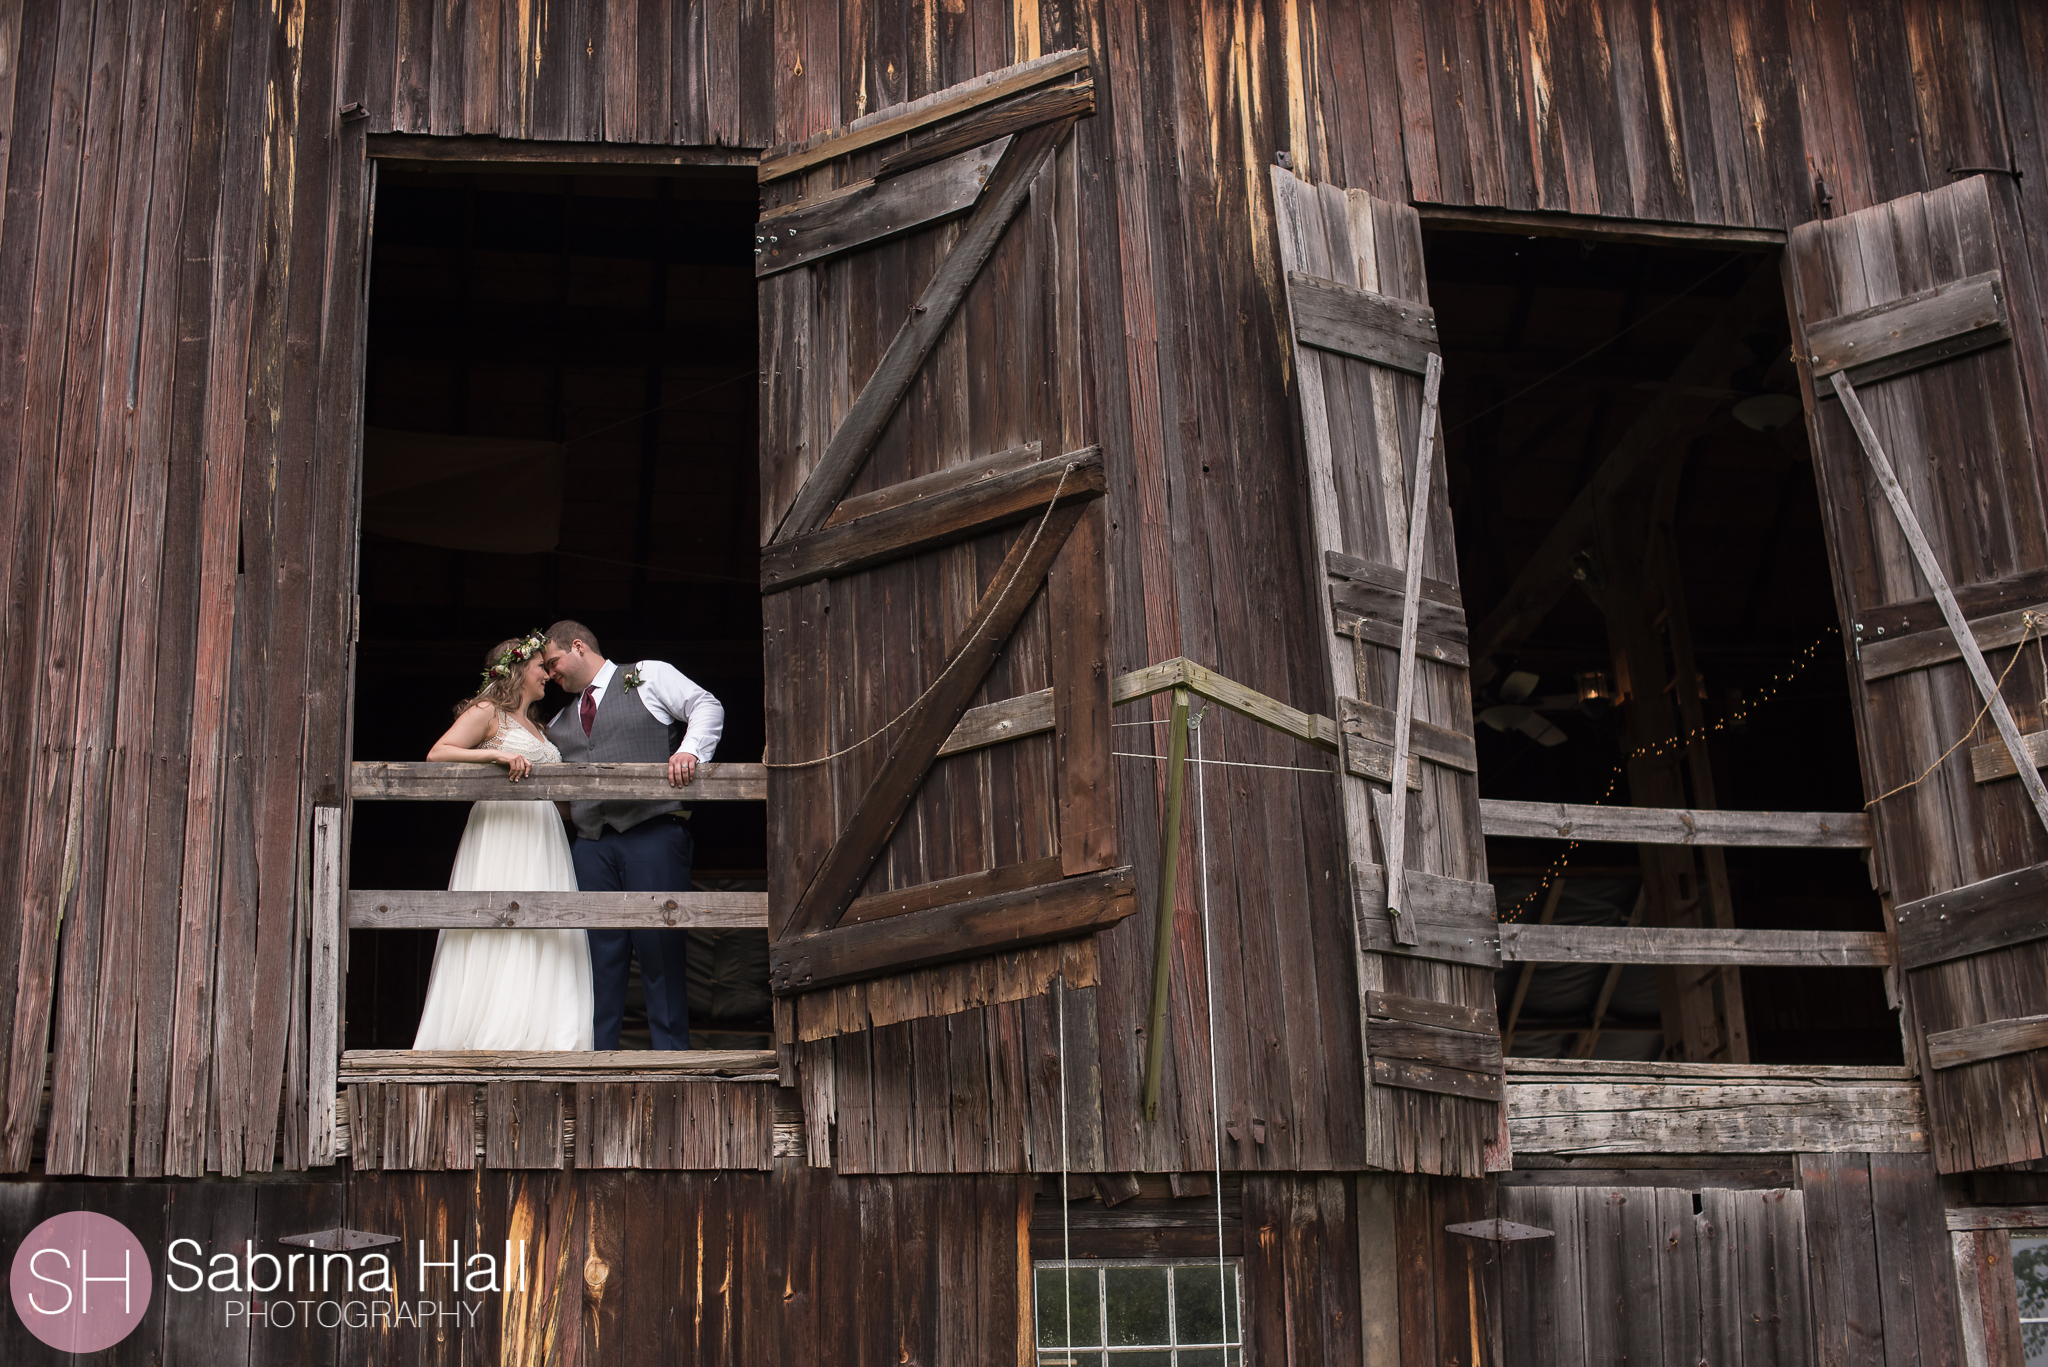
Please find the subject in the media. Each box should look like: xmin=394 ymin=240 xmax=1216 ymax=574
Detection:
xmin=2 ymin=0 xmax=2045 ymax=1175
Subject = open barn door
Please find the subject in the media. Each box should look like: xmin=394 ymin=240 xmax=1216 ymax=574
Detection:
xmin=1272 ymin=168 xmax=1502 ymax=1176
xmin=756 ymin=54 xmax=1131 ymax=1043
xmin=1786 ymin=175 xmax=2048 ymax=1173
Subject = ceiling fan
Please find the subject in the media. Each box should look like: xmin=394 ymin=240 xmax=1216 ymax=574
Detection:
xmin=1476 ymin=670 xmax=1570 ymax=747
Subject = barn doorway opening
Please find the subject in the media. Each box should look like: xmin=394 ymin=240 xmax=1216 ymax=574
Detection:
xmin=1420 ymin=223 xmax=1899 ymax=1066
xmin=344 ymin=162 xmax=768 ymax=1052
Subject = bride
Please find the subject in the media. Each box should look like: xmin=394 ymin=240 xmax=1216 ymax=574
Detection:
xmin=412 ymin=631 xmax=593 ymax=1050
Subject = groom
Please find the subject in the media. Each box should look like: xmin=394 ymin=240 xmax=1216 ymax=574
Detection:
xmin=541 ymin=620 xmax=724 ymax=1051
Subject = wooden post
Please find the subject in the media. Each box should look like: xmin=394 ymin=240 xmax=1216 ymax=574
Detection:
xmin=1501 ymin=878 xmax=1567 ymax=1055
xmin=1381 ymin=351 xmax=1445 ymax=938
xmin=1142 ymin=689 xmax=1192 ymax=1122
xmin=309 ymin=807 xmax=342 ymax=1166
xmin=1832 ymin=371 xmax=2048 ymax=836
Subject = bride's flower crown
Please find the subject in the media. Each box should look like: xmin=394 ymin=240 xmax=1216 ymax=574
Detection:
xmin=483 ymin=629 xmax=550 ymax=686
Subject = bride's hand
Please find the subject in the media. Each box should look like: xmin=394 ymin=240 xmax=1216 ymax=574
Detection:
xmin=501 ymin=754 xmax=532 ymax=782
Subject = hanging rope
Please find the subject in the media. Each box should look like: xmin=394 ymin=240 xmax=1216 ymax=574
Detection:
xmin=1865 ymin=610 xmax=2041 ymax=807
xmin=764 ymin=462 xmax=1077 ymax=771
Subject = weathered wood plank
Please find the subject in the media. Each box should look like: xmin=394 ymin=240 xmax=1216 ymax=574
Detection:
xmin=351 ymin=760 xmax=767 ymax=801
xmin=309 ymin=809 xmax=342 ymax=1166
xmin=760 ymin=446 xmax=1104 ymax=591
xmin=1859 ymin=603 xmax=2048 ymax=681
xmin=1353 ymin=864 xmax=1500 ymax=969
xmin=1286 ymin=271 xmax=1440 ymax=375
xmin=1499 ymin=925 xmax=1893 ymax=967
xmin=1365 ymin=990 xmax=1492 ymax=1035
xmin=1328 ymin=577 xmax=1469 ymax=642
xmin=1322 ymin=548 xmax=1464 ymax=611
xmin=1971 ymin=728 xmax=2048 ymax=783
xmin=1141 ymin=691 xmax=1190 ymax=1123
xmin=935 ymin=689 xmax=1054 ymax=758
xmin=755 ymin=136 xmax=1014 ymax=277
xmin=822 ymin=442 xmax=1041 ymax=527
xmin=1367 ymin=1018 xmax=1502 ymax=1073
xmin=1893 ymin=860 xmax=2048 ymax=968
xmin=756 ymin=48 xmax=1088 ymax=181
xmin=1807 ymin=269 xmax=2009 ymax=385
xmin=771 ymin=866 xmax=1137 ymax=994
xmin=1342 ymin=697 xmax=1477 ymax=773
xmin=1860 ymin=565 xmax=2048 ymax=639
xmin=839 ymin=856 xmax=1063 ymax=925
xmin=347 ymin=890 xmax=769 ymax=930
xmin=341 ymin=1050 xmax=776 ymax=1079
xmin=1335 ymin=605 xmax=1470 ymax=668
xmin=873 ymin=81 xmax=1095 ymax=178
xmin=1508 ymin=1079 xmax=1930 ymax=1154
xmin=1370 ymin=1055 xmax=1503 ymax=1103
xmin=1479 ymin=800 xmax=1873 ymax=847
xmin=1926 ymin=1014 xmax=2048 ymax=1070
xmin=1945 ymin=1206 xmax=2048 ymax=1231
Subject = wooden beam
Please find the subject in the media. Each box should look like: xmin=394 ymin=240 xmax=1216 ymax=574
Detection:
xmin=1142 ymin=691 xmax=1191 ymax=1123
xmin=1352 ymin=863 xmax=1499 ymax=968
xmin=754 ymin=136 xmax=1014 ymax=277
xmin=1807 ymin=270 xmax=2009 ymax=386
xmin=1506 ymin=1074 xmax=1930 ymax=1154
xmin=823 ymin=442 xmax=1042 ymax=527
xmin=1859 ymin=566 xmax=2048 ymax=639
xmin=1367 ymin=1019 xmax=1502 ymax=1074
xmin=781 ymin=503 xmax=1085 ymax=938
xmin=348 ymin=890 xmax=769 ymax=930
xmin=1371 ymin=1056 xmax=1503 ymax=1103
xmin=1479 ymin=800 xmax=1872 ymax=848
xmin=1499 ymin=924 xmax=1893 ymax=967
xmin=1893 ymin=860 xmax=2048 ymax=969
xmin=309 ymin=809 xmax=342 ymax=1167
xmin=1832 ymin=371 xmax=2048 ymax=835
xmin=769 ymin=119 xmax=1071 ymax=543
xmin=760 ymin=447 xmax=1104 ymax=592
xmin=341 ymin=1050 xmax=777 ymax=1079
xmin=1859 ymin=603 xmax=2047 ymax=681
xmin=874 ymin=81 xmax=1096 ymax=178
xmin=1343 ymin=697 xmax=1479 ymax=773
xmin=769 ymin=865 xmax=1137 ymax=994
xmin=839 ymin=856 xmax=1063 ymax=925
xmin=1946 ymin=1207 xmax=2048 ymax=1232
xmin=1383 ymin=353 xmax=1443 ymax=935
xmin=1285 ymin=272 xmax=1440 ymax=375
xmin=1178 ymin=659 xmax=1341 ymax=751
xmin=1414 ymin=203 xmax=1785 ymax=250
xmin=368 ymin=135 xmax=757 ymax=170
xmin=1503 ymin=880 xmax=1567 ymax=1055
xmin=1926 ymin=1014 xmax=2048 ymax=1070
xmin=757 ymin=49 xmax=1089 ymax=182
xmin=351 ymin=761 xmax=768 ymax=802
xmin=937 ymin=689 xmax=1054 ymax=757
xmin=1466 ymin=258 xmax=1788 ymax=687
xmin=1972 ymin=728 xmax=2048 ymax=783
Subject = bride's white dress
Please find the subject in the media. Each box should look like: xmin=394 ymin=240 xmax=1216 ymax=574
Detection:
xmin=412 ymin=712 xmax=593 ymax=1050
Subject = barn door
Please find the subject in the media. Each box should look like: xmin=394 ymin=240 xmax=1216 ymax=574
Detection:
xmin=1786 ymin=175 xmax=2048 ymax=1173
xmin=756 ymin=54 xmax=1129 ymax=1039
xmin=1272 ymin=168 xmax=1501 ymax=1176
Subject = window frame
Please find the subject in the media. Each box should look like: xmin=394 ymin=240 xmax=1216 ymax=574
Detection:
xmin=1031 ymin=1257 xmax=1246 ymax=1367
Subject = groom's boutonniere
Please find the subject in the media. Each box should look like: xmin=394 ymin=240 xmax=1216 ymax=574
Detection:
xmin=622 ymin=666 xmax=646 ymax=691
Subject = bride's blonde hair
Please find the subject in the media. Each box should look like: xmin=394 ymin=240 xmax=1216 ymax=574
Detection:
xmin=453 ymin=631 xmax=548 ymax=720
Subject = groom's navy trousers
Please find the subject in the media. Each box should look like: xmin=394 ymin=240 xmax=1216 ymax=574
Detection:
xmin=572 ymin=817 xmax=693 ymax=1050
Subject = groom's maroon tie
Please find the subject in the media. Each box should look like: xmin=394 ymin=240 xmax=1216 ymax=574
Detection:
xmin=580 ymin=684 xmax=597 ymax=737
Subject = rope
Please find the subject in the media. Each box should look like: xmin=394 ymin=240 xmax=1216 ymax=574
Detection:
xmin=1865 ymin=610 xmax=2040 ymax=807
xmin=764 ymin=462 xmax=1077 ymax=770
xmin=1114 ymin=751 xmax=1336 ymax=776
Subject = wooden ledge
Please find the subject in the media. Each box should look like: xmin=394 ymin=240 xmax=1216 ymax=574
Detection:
xmin=1507 ymin=1059 xmax=1916 ymax=1083
xmin=341 ymin=1049 xmax=778 ymax=1082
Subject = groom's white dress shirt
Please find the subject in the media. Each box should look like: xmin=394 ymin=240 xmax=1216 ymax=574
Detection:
xmin=551 ymin=658 xmax=725 ymax=763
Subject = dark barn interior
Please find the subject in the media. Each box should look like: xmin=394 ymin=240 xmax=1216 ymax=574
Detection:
xmin=1424 ymin=227 xmax=1898 ymax=1065
xmin=344 ymin=165 xmax=772 ymax=1050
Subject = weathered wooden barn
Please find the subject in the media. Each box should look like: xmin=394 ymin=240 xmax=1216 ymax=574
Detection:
xmin=7 ymin=0 xmax=2048 ymax=1360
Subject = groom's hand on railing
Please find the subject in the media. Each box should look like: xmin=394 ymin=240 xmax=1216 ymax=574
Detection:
xmin=667 ymin=752 xmax=698 ymax=787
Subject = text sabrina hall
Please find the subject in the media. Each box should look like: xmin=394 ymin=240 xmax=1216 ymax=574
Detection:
xmin=160 ymin=1238 xmax=528 ymax=1329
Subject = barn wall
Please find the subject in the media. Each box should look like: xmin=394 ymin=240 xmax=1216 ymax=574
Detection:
xmin=3 ymin=0 xmax=2047 ymax=1179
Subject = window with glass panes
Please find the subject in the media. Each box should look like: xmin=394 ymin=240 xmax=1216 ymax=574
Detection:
xmin=2016 ymin=1234 xmax=2048 ymax=1365
xmin=1033 ymin=1261 xmax=1243 ymax=1365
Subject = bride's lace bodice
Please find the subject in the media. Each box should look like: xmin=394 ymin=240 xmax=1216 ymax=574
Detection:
xmin=486 ymin=711 xmax=562 ymax=765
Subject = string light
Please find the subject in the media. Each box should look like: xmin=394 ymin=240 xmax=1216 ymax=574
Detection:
xmin=1500 ymin=625 xmax=1842 ymax=921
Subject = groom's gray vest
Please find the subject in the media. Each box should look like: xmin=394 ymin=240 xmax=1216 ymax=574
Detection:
xmin=547 ymin=669 xmax=685 ymax=838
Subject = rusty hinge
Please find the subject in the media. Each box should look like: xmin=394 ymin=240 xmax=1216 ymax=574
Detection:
xmin=1445 ymin=1218 xmax=1553 ymax=1242
xmin=279 ymin=1227 xmax=401 ymax=1252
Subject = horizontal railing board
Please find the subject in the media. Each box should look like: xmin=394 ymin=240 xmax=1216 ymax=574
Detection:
xmin=349 ymin=890 xmax=769 ymax=930
xmin=1507 ymin=1059 xmax=1915 ymax=1082
xmin=1480 ymin=799 xmax=1872 ymax=848
xmin=341 ymin=1050 xmax=779 ymax=1078
xmin=1506 ymin=1076 xmax=1930 ymax=1154
xmin=1861 ymin=602 xmax=2048 ymax=682
xmin=1499 ymin=924 xmax=1893 ymax=967
xmin=352 ymin=761 xmax=767 ymax=802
